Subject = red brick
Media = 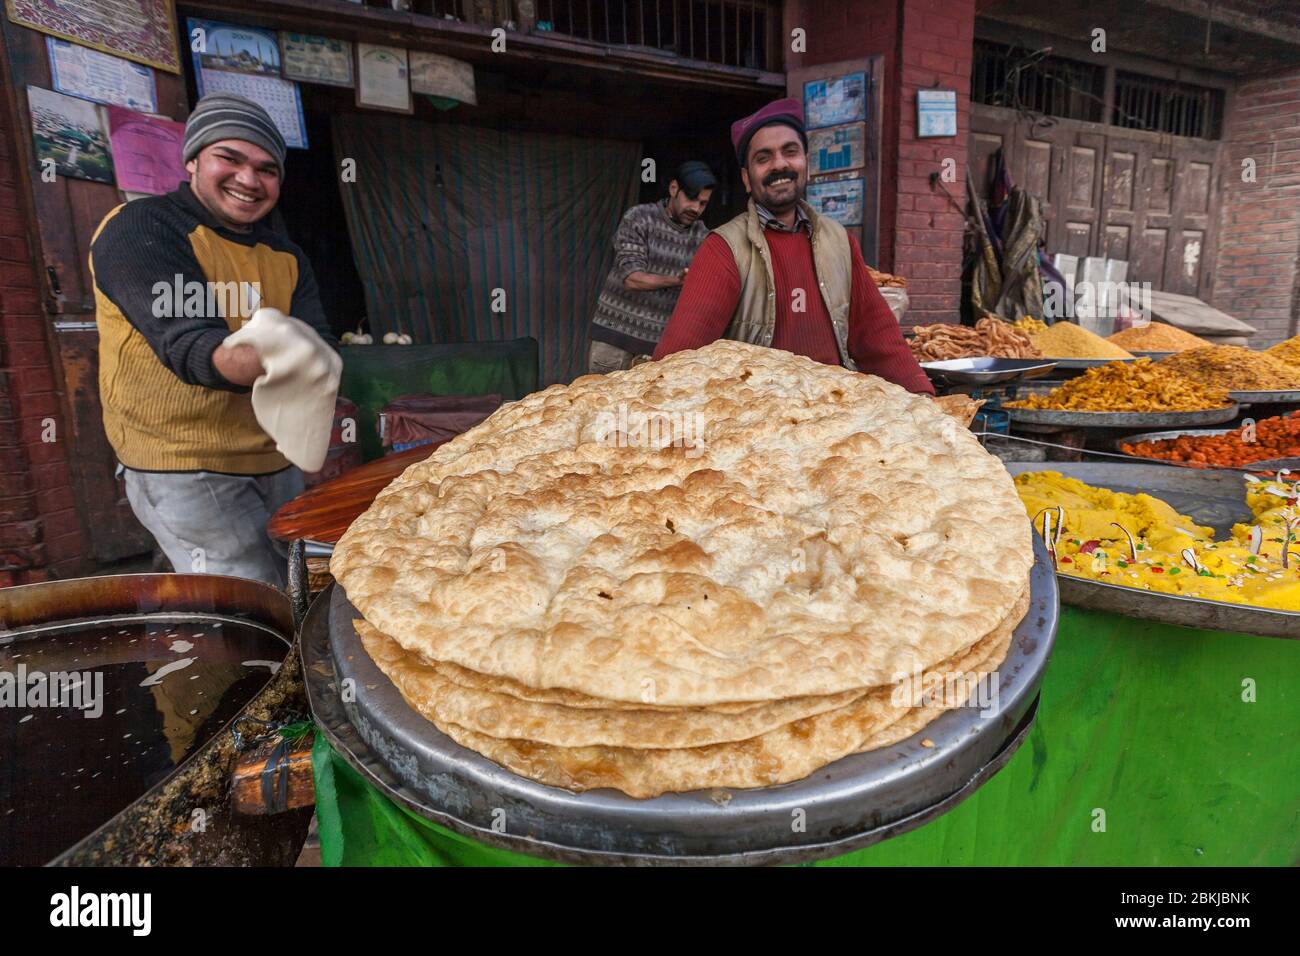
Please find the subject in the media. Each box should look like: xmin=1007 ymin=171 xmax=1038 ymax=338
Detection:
xmin=35 ymin=483 xmax=74 ymax=515
xmin=40 ymin=508 xmax=81 ymax=541
xmin=3 ymin=517 xmax=42 ymax=547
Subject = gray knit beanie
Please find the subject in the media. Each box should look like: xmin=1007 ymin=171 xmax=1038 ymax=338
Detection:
xmin=183 ymin=93 xmax=286 ymax=177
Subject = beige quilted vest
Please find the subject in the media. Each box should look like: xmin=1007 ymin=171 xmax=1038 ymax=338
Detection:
xmin=712 ymin=199 xmax=857 ymax=370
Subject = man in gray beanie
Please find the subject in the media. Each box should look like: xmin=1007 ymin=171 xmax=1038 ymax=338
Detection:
xmin=88 ymin=92 xmax=336 ymax=587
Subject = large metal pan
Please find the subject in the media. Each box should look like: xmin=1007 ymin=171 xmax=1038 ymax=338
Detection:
xmin=0 ymin=574 xmax=310 ymax=866
xmin=303 ymin=539 xmax=1058 ymax=865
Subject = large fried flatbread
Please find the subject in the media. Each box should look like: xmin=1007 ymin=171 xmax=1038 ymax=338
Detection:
xmin=358 ymin=618 xmax=867 ymax=749
xmin=333 ymin=341 xmax=1032 ymax=706
xmin=430 ymin=589 xmax=1026 ymax=797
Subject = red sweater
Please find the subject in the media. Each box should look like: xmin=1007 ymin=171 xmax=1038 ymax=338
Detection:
xmin=653 ymin=230 xmax=934 ymax=395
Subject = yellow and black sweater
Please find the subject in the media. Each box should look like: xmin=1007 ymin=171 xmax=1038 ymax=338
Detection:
xmin=90 ymin=186 xmax=336 ymax=474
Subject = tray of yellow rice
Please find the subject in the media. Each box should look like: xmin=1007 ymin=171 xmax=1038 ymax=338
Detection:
xmin=1004 ymin=462 xmax=1300 ymax=639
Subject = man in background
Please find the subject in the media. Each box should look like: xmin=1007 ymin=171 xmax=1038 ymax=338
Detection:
xmin=587 ymin=160 xmax=717 ymax=373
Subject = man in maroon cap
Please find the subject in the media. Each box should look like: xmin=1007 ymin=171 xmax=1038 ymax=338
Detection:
xmin=652 ymin=98 xmax=933 ymax=395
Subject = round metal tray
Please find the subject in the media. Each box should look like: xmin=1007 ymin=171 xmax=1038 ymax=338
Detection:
xmin=1007 ymin=404 xmax=1240 ymax=428
xmin=1227 ymin=389 xmax=1300 ymax=404
xmin=302 ymin=540 xmax=1058 ymax=865
xmin=1131 ymin=351 xmax=1174 ymax=360
xmin=1048 ymin=357 xmax=1138 ymax=369
xmin=920 ymin=357 xmax=1059 ymax=387
xmin=1112 ymin=429 xmax=1300 ymax=472
xmin=1004 ymin=461 xmax=1300 ymax=640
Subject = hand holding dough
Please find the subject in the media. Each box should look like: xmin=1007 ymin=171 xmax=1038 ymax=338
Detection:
xmin=224 ymin=307 xmax=342 ymax=472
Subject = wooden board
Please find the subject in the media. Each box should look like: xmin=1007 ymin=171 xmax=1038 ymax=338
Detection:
xmin=267 ymin=443 xmax=439 ymax=545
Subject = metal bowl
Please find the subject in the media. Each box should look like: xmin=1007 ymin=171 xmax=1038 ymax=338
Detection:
xmin=1007 ymin=404 xmax=1240 ymax=428
xmin=1227 ymin=389 xmax=1300 ymax=404
xmin=303 ymin=539 xmax=1059 ymax=865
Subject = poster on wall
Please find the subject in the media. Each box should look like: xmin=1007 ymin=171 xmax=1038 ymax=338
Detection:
xmin=808 ymin=122 xmax=865 ymax=176
xmin=356 ymin=44 xmax=412 ymax=114
xmin=804 ymin=72 xmax=866 ymax=129
xmin=5 ymin=0 xmax=180 ymax=72
xmin=106 ymin=106 xmax=185 ymax=194
xmin=188 ymin=18 xmax=306 ymax=149
xmin=280 ymin=33 xmax=353 ymax=88
xmin=187 ymin=18 xmax=281 ymax=75
xmin=47 ymin=38 xmax=156 ymax=112
xmin=26 ymin=85 xmax=115 ymax=184
xmin=807 ymin=177 xmax=864 ymax=227
xmin=409 ymin=51 xmax=476 ymax=105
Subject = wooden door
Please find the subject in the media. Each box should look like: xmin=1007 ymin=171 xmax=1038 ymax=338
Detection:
xmin=970 ymin=104 xmax=1222 ymax=300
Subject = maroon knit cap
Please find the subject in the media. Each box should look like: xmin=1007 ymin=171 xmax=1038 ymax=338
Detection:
xmin=731 ymin=97 xmax=807 ymax=165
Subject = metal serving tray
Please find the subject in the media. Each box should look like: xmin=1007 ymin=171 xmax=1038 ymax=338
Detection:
xmin=1113 ymin=428 xmax=1300 ymax=472
xmin=1227 ymin=390 xmax=1300 ymax=404
xmin=301 ymin=540 xmax=1058 ymax=866
xmin=919 ymin=357 xmax=1058 ymax=387
xmin=1048 ymin=357 xmax=1139 ymax=369
xmin=1004 ymin=461 xmax=1300 ymax=640
xmin=1007 ymin=404 xmax=1240 ymax=428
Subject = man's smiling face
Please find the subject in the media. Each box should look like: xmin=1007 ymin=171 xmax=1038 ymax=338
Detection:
xmin=740 ymin=124 xmax=807 ymax=214
xmin=186 ymin=139 xmax=281 ymax=230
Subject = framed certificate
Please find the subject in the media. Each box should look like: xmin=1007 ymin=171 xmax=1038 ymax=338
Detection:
xmin=281 ymin=33 xmax=354 ymax=88
xmin=356 ymin=44 xmax=412 ymax=114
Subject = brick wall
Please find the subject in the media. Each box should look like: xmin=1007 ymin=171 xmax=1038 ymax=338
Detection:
xmin=1212 ymin=67 xmax=1300 ymax=348
xmin=0 ymin=94 xmax=85 ymax=584
xmin=891 ymin=0 xmax=974 ymax=328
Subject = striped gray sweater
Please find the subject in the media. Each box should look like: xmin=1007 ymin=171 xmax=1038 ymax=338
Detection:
xmin=589 ymin=200 xmax=709 ymax=354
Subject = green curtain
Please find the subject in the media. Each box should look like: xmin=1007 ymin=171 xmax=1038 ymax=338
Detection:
xmin=333 ymin=115 xmax=640 ymax=386
xmin=313 ymin=606 xmax=1300 ymax=866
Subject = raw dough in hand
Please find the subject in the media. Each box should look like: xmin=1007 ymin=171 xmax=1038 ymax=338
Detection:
xmin=224 ymin=307 xmax=342 ymax=472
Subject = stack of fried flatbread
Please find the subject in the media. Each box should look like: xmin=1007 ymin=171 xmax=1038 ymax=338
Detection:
xmin=331 ymin=341 xmax=1033 ymax=798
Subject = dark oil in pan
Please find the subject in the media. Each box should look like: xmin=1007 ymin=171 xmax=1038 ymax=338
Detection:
xmin=0 ymin=616 xmax=286 ymax=866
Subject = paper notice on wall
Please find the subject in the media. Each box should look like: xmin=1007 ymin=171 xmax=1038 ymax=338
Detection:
xmin=409 ymin=51 xmax=476 ymax=105
xmin=106 ymin=106 xmax=186 ymax=195
xmin=356 ymin=44 xmax=411 ymax=114
xmin=47 ymin=38 xmax=157 ymax=112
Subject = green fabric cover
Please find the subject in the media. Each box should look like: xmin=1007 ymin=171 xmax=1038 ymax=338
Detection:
xmin=339 ymin=338 xmax=538 ymax=461
xmin=312 ymin=606 xmax=1300 ymax=866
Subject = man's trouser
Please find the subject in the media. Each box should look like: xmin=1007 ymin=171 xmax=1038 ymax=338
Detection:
xmin=588 ymin=340 xmax=652 ymax=375
xmin=122 ymin=467 xmax=304 ymax=588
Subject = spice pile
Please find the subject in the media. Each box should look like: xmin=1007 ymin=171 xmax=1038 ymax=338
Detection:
xmin=1012 ymin=318 xmax=1135 ymax=360
xmin=908 ymin=316 xmax=1042 ymax=361
xmin=1121 ymin=413 xmax=1300 ymax=468
xmin=1158 ymin=346 xmax=1300 ymax=392
xmin=1015 ymin=471 xmax=1300 ymax=611
xmin=1267 ymin=334 xmax=1300 ymax=369
xmin=1107 ymin=323 xmax=1211 ymax=353
xmin=1007 ymin=359 xmax=1230 ymax=412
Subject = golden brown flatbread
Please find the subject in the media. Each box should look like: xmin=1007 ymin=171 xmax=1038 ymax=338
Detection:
xmin=358 ymin=618 xmax=868 ymax=749
xmin=332 ymin=341 xmax=1032 ymax=707
xmin=430 ymin=589 xmax=1026 ymax=797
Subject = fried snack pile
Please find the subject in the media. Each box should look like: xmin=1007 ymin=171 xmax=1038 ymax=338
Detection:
xmin=868 ymin=267 xmax=907 ymax=288
xmin=1015 ymin=471 xmax=1300 ymax=611
xmin=1121 ymin=413 xmax=1300 ymax=468
xmin=1018 ymin=320 xmax=1135 ymax=360
xmin=1007 ymin=359 xmax=1230 ymax=412
xmin=331 ymin=341 xmax=1034 ymax=797
xmin=909 ymin=316 xmax=1042 ymax=361
xmin=1108 ymin=323 xmax=1211 ymax=353
xmin=1158 ymin=346 xmax=1300 ymax=392
xmin=1265 ymin=334 xmax=1300 ymax=370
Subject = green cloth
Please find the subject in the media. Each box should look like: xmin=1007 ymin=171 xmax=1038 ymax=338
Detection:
xmin=312 ymin=607 xmax=1300 ymax=866
xmin=339 ymin=338 xmax=538 ymax=461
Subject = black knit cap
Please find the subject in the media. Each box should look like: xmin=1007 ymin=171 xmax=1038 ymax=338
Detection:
xmin=672 ymin=160 xmax=718 ymax=198
xmin=183 ymin=93 xmax=286 ymax=177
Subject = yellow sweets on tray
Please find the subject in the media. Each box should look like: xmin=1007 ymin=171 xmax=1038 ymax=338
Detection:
xmin=1014 ymin=472 xmax=1300 ymax=611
